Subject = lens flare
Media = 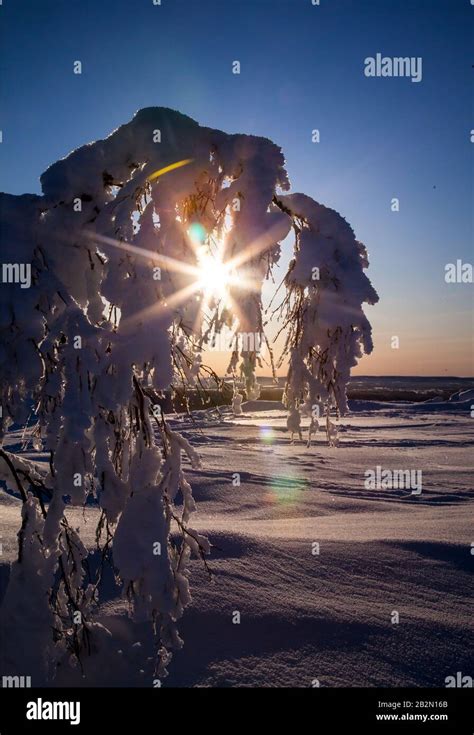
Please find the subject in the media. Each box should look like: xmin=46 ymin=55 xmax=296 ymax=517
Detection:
xmin=265 ymin=472 xmax=306 ymax=506
xmin=259 ymin=425 xmax=275 ymax=444
xmin=147 ymin=158 xmax=193 ymax=182
xmin=187 ymin=222 xmax=207 ymax=246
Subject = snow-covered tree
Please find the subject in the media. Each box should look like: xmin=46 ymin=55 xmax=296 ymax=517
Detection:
xmin=0 ymin=108 xmax=377 ymax=681
xmin=273 ymin=194 xmax=379 ymax=444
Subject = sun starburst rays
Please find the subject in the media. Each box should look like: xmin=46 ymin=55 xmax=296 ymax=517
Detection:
xmin=87 ymin=219 xmax=272 ymax=334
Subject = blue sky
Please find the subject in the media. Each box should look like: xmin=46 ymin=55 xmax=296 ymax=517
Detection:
xmin=1 ymin=0 xmax=472 ymax=375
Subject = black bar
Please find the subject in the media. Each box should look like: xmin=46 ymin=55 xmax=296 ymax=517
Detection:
xmin=0 ymin=687 xmax=472 ymax=733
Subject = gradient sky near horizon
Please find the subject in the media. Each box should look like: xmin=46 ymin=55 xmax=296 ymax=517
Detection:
xmin=0 ymin=0 xmax=472 ymax=376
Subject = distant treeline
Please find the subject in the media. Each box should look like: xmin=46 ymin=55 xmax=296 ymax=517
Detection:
xmin=161 ymin=384 xmax=470 ymax=413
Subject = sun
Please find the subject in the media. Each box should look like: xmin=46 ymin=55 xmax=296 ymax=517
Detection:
xmin=196 ymin=251 xmax=233 ymax=300
xmin=187 ymin=222 xmax=238 ymax=301
xmin=88 ymin=216 xmax=265 ymax=330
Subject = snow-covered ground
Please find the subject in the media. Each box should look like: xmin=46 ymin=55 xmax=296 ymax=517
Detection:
xmin=1 ymin=397 xmax=473 ymax=687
